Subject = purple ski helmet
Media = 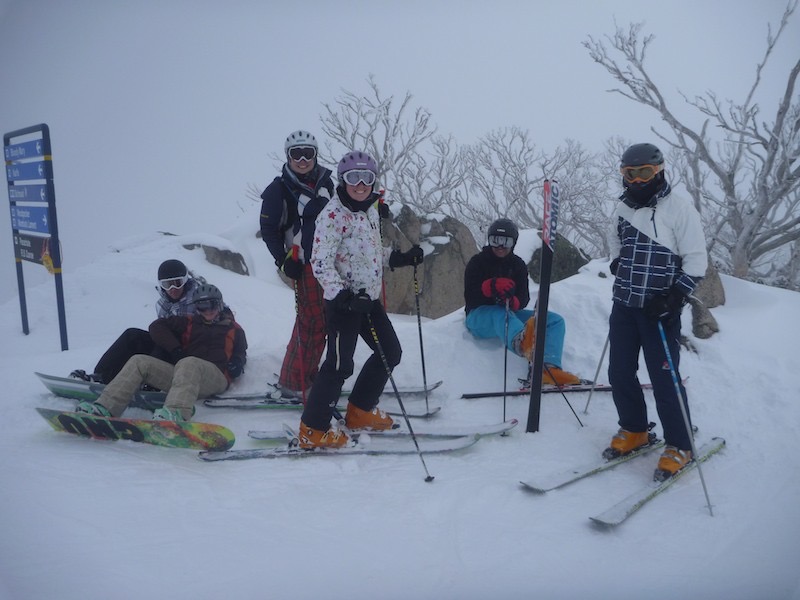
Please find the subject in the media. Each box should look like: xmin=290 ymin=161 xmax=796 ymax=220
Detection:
xmin=337 ymin=151 xmax=378 ymax=179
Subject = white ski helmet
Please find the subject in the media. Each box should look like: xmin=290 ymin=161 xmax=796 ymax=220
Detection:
xmin=284 ymin=130 xmax=318 ymax=155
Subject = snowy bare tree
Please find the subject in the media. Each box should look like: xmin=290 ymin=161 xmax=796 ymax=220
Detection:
xmin=457 ymin=127 xmax=543 ymax=234
xmin=456 ymin=132 xmax=613 ymax=256
xmin=316 ymin=79 xmax=625 ymax=258
xmin=584 ymin=2 xmax=800 ymax=287
xmin=319 ymin=75 xmax=467 ymax=214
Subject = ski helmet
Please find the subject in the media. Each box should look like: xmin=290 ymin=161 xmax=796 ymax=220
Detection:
xmin=620 ymin=143 xmax=664 ymax=168
xmin=620 ymin=143 xmax=666 ymax=202
xmin=193 ymin=283 xmax=223 ymax=305
xmin=284 ymin=130 xmax=318 ymax=154
xmin=337 ymin=151 xmax=378 ymax=180
xmin=157 ymin=259 xmax=187 ymax=281
xmin=487 ymin=218 xmax=519 ymax=244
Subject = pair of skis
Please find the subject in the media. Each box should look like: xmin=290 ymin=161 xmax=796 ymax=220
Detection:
xmin=35 ymin=372 xmax=443 ymax=419
xmin=519 ymin=437 xmax=726 ymax=526
xmin=198 ymin=419 xmax=518 ymax=461
xmin=460 ymin=379 xmax=684 ymax=399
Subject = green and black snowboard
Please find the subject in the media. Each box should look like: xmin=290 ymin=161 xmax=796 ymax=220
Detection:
xmin=36 ymin=407 xmax=235 ymax=451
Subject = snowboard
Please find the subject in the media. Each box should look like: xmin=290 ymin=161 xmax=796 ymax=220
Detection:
xmin=36 ymin=407 xmax=235 ymax=451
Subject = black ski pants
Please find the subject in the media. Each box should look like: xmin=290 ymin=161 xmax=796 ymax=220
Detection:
xmin=301 ymin=299 xmax=402 ymax=431
xmin=94 ymin=327 xmax=171 ymax=384
xmin=608 ymin=303 xmax=692 ymax=451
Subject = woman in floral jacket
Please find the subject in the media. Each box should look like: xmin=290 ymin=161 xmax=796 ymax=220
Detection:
xmin=298 ymin=151 xmax=423 ymax=448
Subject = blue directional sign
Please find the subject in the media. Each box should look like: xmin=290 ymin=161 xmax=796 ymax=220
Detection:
xmin=5 ymin=122 xmax=68 ymax=349
xmin=4 ymin=139 xmax=45 ymax=161
xmin=7 ymin=184 xmax=48 ymax=203
xmin=10 ymin=204 xmax=50 ymax=235
xmin=5 ymin=160 xmax=50 ymax=182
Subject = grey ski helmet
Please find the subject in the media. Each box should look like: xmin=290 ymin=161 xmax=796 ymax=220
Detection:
xmin=487 ymin=218 xmax=519 ymax=244
xmin=284 ymin=130 xmax=318 ymax=154
xmin=620 ymin=143 xmax=664 ymax=168
xmin=337 ymin=151 xmax=378 ymax=179
xmin=193 ymin=283 xmax=223 ymax=305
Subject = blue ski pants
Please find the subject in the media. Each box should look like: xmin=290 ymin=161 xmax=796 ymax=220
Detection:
xmin=465 ymin=305 xmax=567 ymax=368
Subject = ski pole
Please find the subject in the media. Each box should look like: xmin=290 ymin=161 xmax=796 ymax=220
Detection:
xmin=292 ymin=245 xmax=307 ymax=407
xmin=657 ymin=320 xmax=714 ymax=516
xmin=366 ymin=312 xmax=435 ymax=482
xmin=583 ymin=333 xmax=610 ymax=415
xmin=542 ymin=364 xmax=584 ymax=427
xmin=412 ymin=264 xmax=430 ymax=413
xmin=502 ymin=298 xmax=510 ymax=425
xmin=377 ymin=189 xmax=388 ymax=309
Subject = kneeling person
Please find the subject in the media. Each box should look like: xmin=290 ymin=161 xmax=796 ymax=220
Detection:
xmin=76 ymin=284 xmax=247 ymax=421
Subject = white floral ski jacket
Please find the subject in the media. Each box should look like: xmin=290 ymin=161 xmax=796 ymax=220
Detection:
xmin=311 ymin=192 xmax=391 ymax=301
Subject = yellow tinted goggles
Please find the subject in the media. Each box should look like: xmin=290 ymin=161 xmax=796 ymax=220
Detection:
xmin=620 ymin=163 xmax=663 ymax=184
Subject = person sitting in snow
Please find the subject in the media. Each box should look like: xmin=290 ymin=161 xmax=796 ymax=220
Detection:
xmin=75 ymin=283 xmax=247 ymax=422
xmin=297 ymin=151 xmax=423 ymax=448
xmin=463 ymin=217 xmax=581 ymax=387
xmin=69 ymin=259 xmax=200 ymax=384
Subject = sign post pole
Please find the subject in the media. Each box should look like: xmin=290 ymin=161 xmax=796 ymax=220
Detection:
xmin=5 ymin=123 xmax=68 ymax=350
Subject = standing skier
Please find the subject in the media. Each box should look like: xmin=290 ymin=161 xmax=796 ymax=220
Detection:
xmin=604 ymin=143 xmax=708 ymax=480
xmin=464 ymin=218 xmax=580 ymax=386
xmin=298 ymin=151 xmax=423 ymax=448
xmin=260 ymin=130 xmax=334 ymax=397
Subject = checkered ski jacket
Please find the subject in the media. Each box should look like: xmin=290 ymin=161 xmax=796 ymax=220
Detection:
xmin=609 ymin=184 xmax=708 ymax=308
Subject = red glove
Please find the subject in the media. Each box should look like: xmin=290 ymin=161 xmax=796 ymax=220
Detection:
xmin=494 ymin=277 xmax=516 ymax=299
xmin=508 ymin=296 xmax=521 ymax=311
xmin=481 ymin=279 xmax=494 ymax=298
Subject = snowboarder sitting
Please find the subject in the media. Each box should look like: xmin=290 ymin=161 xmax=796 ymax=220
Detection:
xmin=75 ymin=284 xmax=247 ymax=422
xmin=70 ymin=259 xmax=200 ymax=385
xmin=464 ymin=218 xmax=581 ymax=387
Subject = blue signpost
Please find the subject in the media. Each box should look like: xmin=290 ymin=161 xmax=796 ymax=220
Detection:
xmin=4 ymin=123 xmax=68 ymax=350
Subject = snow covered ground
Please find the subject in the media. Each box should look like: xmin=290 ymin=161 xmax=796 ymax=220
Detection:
xmin=1 ymin=219 xmax=799 ymax=600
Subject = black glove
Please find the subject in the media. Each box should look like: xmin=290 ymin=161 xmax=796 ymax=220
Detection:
xmin=281 ymin=256 xmax=304 ymax=280
xmin=349 ymin=289 xmax=374 ymax=314
xmin=389 ymin=246 xmax=424 ymax=269
xmin=227 ymin=357 xmax=245 ymax=379
xmin=169 ymin=347 xmax=186 ymax=364
xmin=609 ymin=258 xmax=620 ymax=276
xmin=332 ymin=289 xmax=355 ymax=313
xmin=644 ymin=287 xmax=687 ymax=322
xmin=378 ymin=202 xmax=391 ymax=219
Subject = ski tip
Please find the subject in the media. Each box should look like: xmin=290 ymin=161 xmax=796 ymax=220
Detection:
xmin=518 ymin=481 xmax=546 ymax=494
xmin=588 ymin=516 xmax=618 ymax=528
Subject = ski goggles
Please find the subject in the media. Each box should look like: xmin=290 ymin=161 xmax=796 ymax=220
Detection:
xmin=341 ymin=169 xmax=377 ymax=187
xmin=620 ymin=163 xmax=663 ymax=184
xmin=288 ymin=146 xmax=316 ymax=162
xmin=488 ymin=235 xmax=515 ymax=249
xmin=159 ymin=274 xmax=189 ymax=291
xmin=194 ymin=298 xmax=221 ymax=312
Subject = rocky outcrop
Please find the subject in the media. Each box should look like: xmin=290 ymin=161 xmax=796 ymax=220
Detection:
xmin=382 ymin=206 xmax=478 ymax=319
